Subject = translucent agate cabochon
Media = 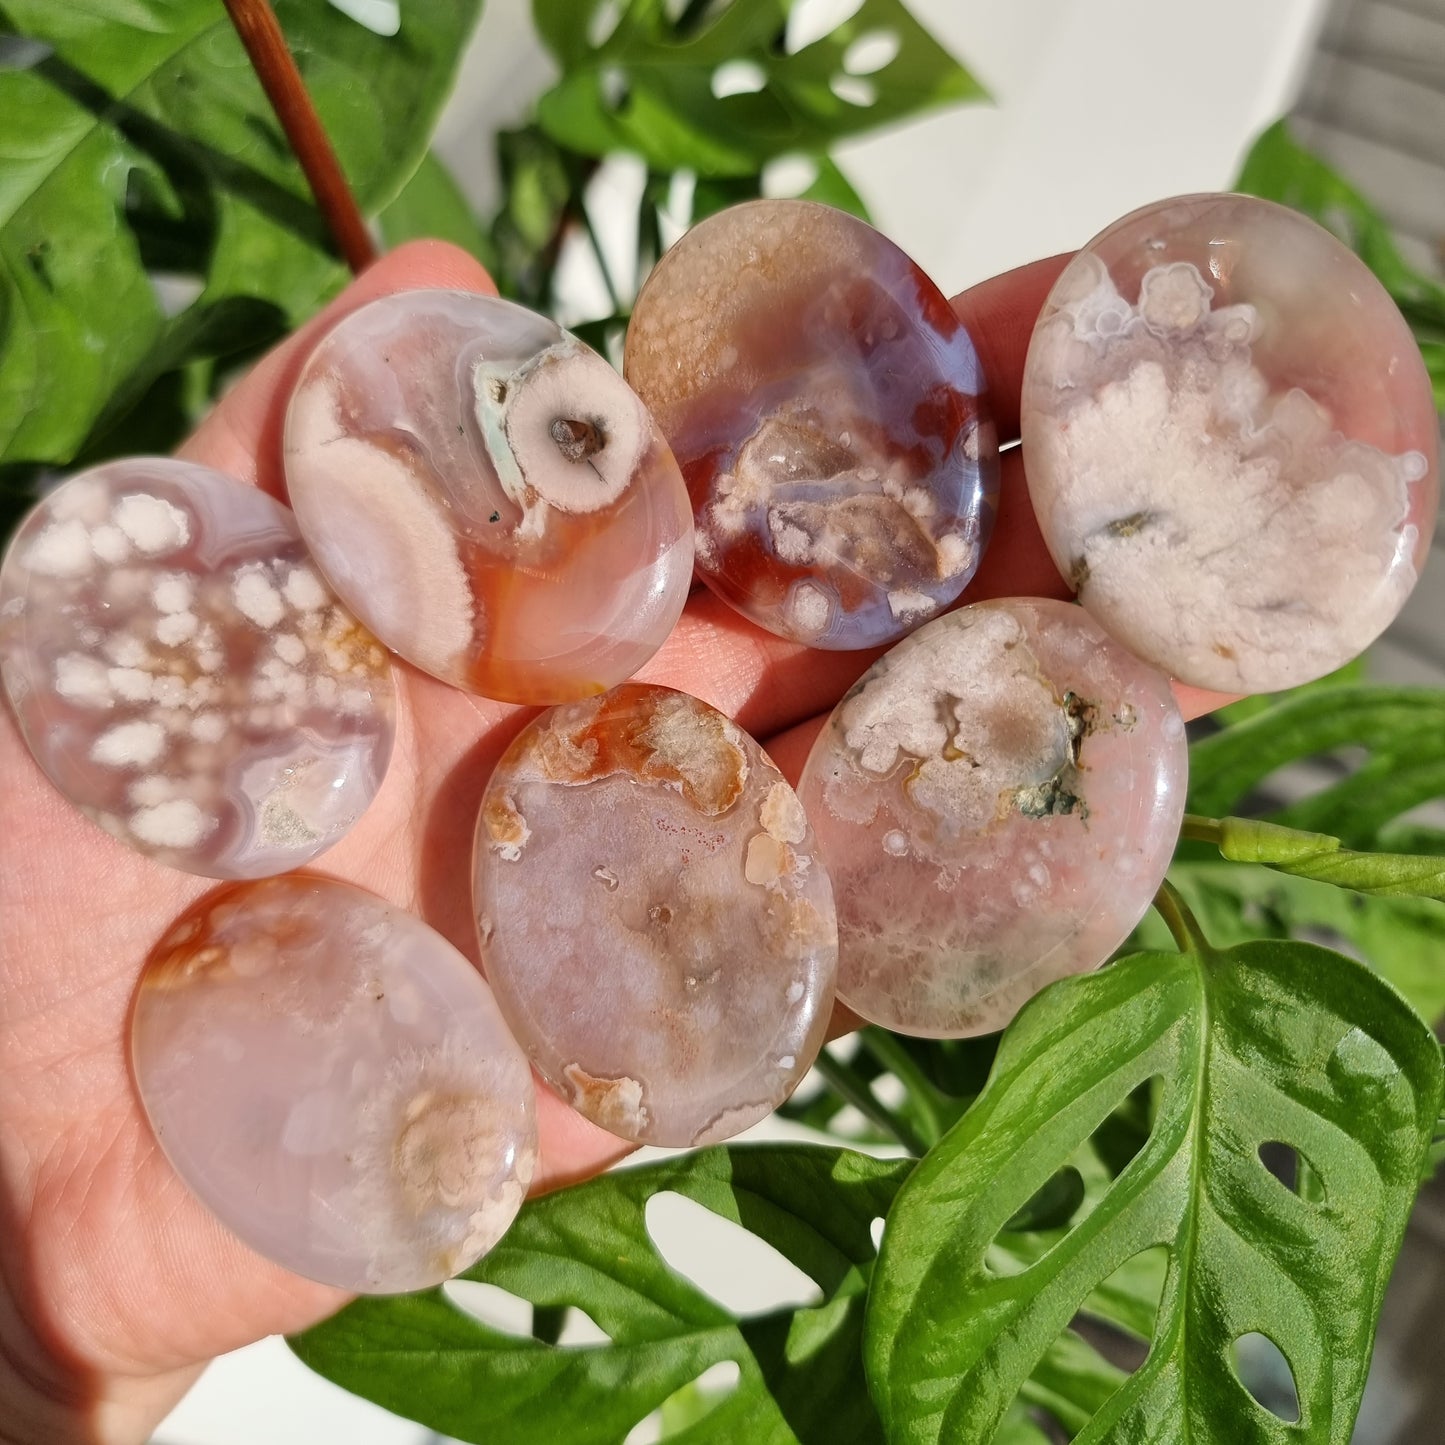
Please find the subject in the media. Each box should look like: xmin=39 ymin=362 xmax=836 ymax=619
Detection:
xmin=799 ymin=599 xmax=1188 ymax=1037
xmin=1022 ymin=194 xmax=1439 ymax=693
xmin=474 ymin=684 xmax=837 ymax=1146
xmin=0 ymin=460 xmax=394 ymax=877
xmin=284 ymin=290 xmax=694 ymax=703
xmin=627 ymin=200 xmax=997 ymax=648
xmin=131 ymin=876 xmax=537 ymax=1293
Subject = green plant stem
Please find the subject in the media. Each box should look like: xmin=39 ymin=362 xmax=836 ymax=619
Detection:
xmin=222 ymin=0 xmax=376 ymax=273
xmin=636 ymin=177 xmax=665 ymax=290
xmin=1152 ymin=879 xmax=1211 ymax=956
xmin=813 ymin=1051 xmax=928 ymax=1156
xmin=858 ymin=1031 xmax=946 ymax=1148
xmin=578 ymin=201 xmax=622 ymax=312
xmin=1180 ymin=815 xmax=1224 ymax=847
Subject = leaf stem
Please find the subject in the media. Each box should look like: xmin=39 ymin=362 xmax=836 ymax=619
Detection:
xmin=813 ymin=1051 xmax=929 ymax=1156
xmin=578 ymin=201 xmax=623 ymax=312
xmin=221 ymin=0 xmax=376 ymax=274
xmin=1180 ymin=815 xmax=1224 ymax=847
xmin=858 ymin=1030 xmax=946 ymax=1148
xmin=1152 ymin=879 xmax=1212 ymax=956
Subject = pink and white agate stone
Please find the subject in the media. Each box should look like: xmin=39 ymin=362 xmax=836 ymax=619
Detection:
xmin=473 ymin=684 xmax=838 ymax=1146
xmin=797 ymin=598 xmax=1188 ymax=1038
xmin=1021 ymin=193 xmax=1439 ymax=693
xmin=283 ymin=290 xmax=694 ymax=704
xmin=131 ymin=875 xmax=537 ymax=1293
xmin=625 ymin=199 xmax=997 ymax=648
xmin=0 ymin=460 xmax=394 ymax=877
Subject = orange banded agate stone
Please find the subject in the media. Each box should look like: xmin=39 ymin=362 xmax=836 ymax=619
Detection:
xmin=627 ymin=199 xmax=997 ymax=649
xmin=284 ymin=290 xmax=694 ymax=704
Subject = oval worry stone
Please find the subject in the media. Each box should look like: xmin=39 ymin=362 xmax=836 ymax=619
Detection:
xmin=473 ymin=684 xmax=838 ymax=1146
xmin=0 ymin=460 xmax=394 ymax=878
xmin=797 ymin=598 xmax=1188 ymax=1038
xmin=131 ymin=875 xmax=537 ymax=1293
xmin=626 ymin=199 xmax=998 ymax=649
xmin=1021 ymin=193 xmax=1439 ymax=693
xmin=283 ymin=290 xmax=694 ymax=704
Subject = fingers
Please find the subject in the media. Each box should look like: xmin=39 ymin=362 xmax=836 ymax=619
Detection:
xmin=951 ymin=253 xmax=1071 ymax=443
xmin=179 ymin=240 xmax=496 ymax=497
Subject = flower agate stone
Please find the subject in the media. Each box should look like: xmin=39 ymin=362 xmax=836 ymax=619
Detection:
xmin=283 ymin=290 xmax=694 ymax=703
xmin=131 ymin=875 xmax=537 ymax=1293
xmin=1022 ymin=193 xmax=1439 ymax=693
xmin=0 ymin=460 xmax=394 ymax=877
xmin=625 ymin=199 xmax=997 ymax=648
xmin=473 ymin=684 xmax=837 ymax=1146
xmin=797 ymin=599 xmax=1187 ymax=1038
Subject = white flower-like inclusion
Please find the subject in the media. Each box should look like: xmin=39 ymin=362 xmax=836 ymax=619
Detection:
xmin=799 ymin=598 xmax=1188 ymax=1039
xmin=836 ymin=608 xmax=1073 ymax=840
xmin=1024 ymin=250 xmax=1430 ymax=692
xmin=476 ymin=341 xmax=647 ymax=534
xmin=0 ymin=460 xmax=395 ymax=878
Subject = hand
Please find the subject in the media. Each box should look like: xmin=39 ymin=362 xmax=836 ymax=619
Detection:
xmin=0 ymin=240 xmax=1232 ymax=1445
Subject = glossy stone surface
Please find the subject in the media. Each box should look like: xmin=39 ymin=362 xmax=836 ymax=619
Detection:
xmin=1022 ymin=193 xmax=1439 ymax=693
xmin=797 ymin=599 xmax=1187 ymax=1038
xmin=284 ymin=290 xmax=694 ymax=703
xmin=0 ymin=460 xmax=394 ymax=878
xmin=473 ymin=684 xmax=837 ymax=1146
xmin=626 ymin=199 xmax=997 ymax=648
xmin=131 ymin=875 xmax=537 ymax=1293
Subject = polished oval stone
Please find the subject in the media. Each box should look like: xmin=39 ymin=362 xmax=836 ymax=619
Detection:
xmin=131 ymin=875 xmax=537 ymax=1293
xmin=473 ymin=683 xmax=837 ymax=1146
xmin=1021 ymin=193 xmax=1439 ymax=693
xmin=797 ymin=598 xmax=1188 ymax=1038
xmin=626 ymin=199 xmax=997 ymax=649
xmin=0 ymin=460 xmax=394 ymax=878
xmin=283 ymin=290 xmax=694 ymax=704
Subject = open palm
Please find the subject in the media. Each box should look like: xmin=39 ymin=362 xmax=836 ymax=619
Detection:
xmin=0 ymin=239 xmax=1229 ymax=1444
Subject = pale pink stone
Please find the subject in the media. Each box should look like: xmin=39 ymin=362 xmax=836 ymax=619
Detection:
xmin=1021 ymin=193 xmax=1439 ymax=692
xmin=797 ymin=599 xmax=1188 ymax=1038
xmin=282 ymin=290 xmax=694 ymax=703
xmin=0 ymin=460 xmax=394 ymax=877
xmin=472 ymin=684 xmax=838 ymax=1146
xmin=131 ymin=876 xmax=537 ymax=1293
xmin=626 ymin=199 xmax=998 ymax=649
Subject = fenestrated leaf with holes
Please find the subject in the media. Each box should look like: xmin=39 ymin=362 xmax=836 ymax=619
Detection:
xmin=865 ymin=902 xmax=1443 ymax=1444
xmin=529 ymin=0 xmax=985 ymax=176
xmin=290 ymin=1143 xmax=909 ymax=1444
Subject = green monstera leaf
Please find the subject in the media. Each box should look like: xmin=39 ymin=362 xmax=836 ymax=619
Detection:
xmin=865 ymin=922 xmax=1442 ymax=1443
xmin=292 ymin=1144 xmax=910 ymax=1444
xmin=0 ymin=0 xmax=482 ymax=478
xmin=529 ymin=0 xmax=984 ymax=176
